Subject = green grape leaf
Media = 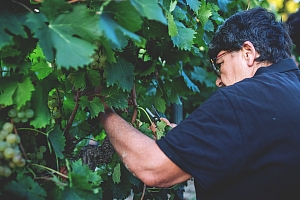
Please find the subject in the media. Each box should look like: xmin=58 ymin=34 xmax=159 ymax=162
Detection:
xmin=39 ymin=0 xmax=71 ymax=21
xmin=87 ymin=68 xmax=101 ymax=86
xmin=130 ymin=0 xmax=167 ymax=24
xmin=70 ymin=121 xmax=91 ymax=138
xmin=68 ymin=69 xmax=87 ymax=90
xmin=156 ymin=120 xmax=167 ymax=140
xmin=30 ymin=45 xmax=53 ymax=80
xmin=61 ymin=187 xmax=102 ymax=200
xmin=154 ymin=97 xmax=166 ymax=114
xmin=139 ymin=122 xmax=155 ymax=139
xmin=106 ymin=1 xmax=143 ymax=32
xmin=0 ymin=76 xmax=34 ymax=110
xmin=98 ymin=37 xmax=116 ymax=64
xmin=30 ymin=74 xmax=58 ymax=128
xmin=173 ymin=5 xmax=188 ymax=21
xmin=198 ymin=0 xmax=212 ymax=28
xmin=191 ymin=66 xmax=215 ymax=87
xmin=172 ymin=22 xmax=196 ymax=50
xmin=112 ymin=163 xmax=121 ymax=183
xmin=25 ymin=13 xmax=54 ymax=62
xmin=186 ymin=0 xmax=201 ymax=12
xmin=71 ymin=160 xmax=103 ymax=187
xmin=167 ymin=12 xmax=178 ymax=37
xmin=105 ymin=57 xmax=134 ymax=92
xmin=102 ymin=86 xmax=129 ymax=109
xmin=62 ymin=160 xmax=102 ymax=199
xmin=181 ymin=69 xmax=200 ymax=93
xmin=0 ymin=9 xmax=27 ymax=48
xmin=4 ymin=174 xmax=47 ymax=200
xmin=0 ymin=79 xmax=15 ymax=106
xmin=204 ymin=19 xmax=214 ymax=32
xmin=79 ymin=96 xmax=104 ymax=118
xmin=98 ymin=14 xmax=143 ymax=49
xmin=48 ymin=125 xmax=66 ymax=159
xmin=27 ymin=6 xmax=98 ymax=69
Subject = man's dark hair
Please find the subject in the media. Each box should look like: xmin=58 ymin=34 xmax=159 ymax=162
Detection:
xmin=208 ymin=7 xmax=292 ymax=64
xmin=286 ymin=10 xmax=300 ymax=55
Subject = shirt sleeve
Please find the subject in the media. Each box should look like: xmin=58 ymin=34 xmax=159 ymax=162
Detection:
xmin=156 ymin=89 xmax=245 ymax=189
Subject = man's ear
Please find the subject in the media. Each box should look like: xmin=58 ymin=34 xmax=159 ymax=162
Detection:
xmin=241 ymin=41 xmax=258 ymax=66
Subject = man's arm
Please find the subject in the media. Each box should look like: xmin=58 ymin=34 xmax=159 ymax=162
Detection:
xmin=98 ymin=106 xmax=192 ymax=187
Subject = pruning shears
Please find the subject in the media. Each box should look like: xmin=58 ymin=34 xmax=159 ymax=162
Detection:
xmin=146 ymin=105 xmax=161 ymax=125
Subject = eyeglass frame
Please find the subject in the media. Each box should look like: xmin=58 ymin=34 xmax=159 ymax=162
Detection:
xmin=210 ymin=50 xmax=233 ymax=77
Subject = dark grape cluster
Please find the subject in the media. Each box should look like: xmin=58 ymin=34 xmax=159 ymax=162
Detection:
xmin=0 ymin=122 xmax=25 ymax=178
xmin=8 ymin=102 xmax=34 ymax=123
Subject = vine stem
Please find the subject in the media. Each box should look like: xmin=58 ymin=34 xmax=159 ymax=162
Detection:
xmin=31 ymin=163 xmax=68 ymax=179
xmin=63 ymin=88 xmax=79 ymax=148
xmin=12 ymin=122 xmax=28 ymax=161
xmin=130 ymin=84 xmax=138 ymax=124
xmin=17 ymin=127 xmax=47 ymax=136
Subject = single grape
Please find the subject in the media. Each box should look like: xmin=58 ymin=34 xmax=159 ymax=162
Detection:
xmin=53 ymin=111 xmax=61 ymax=118
xmin=39 ymin=146 xmax=47 ymax=153
xmin=8 ymin=161 xmax=15 ymax=169
xmin=17 ymin=111 xmax=25 ymax=119
xmin=93 ymin=54 xmax=100 ymax=61
xmin=12 ymin=155 xmax=22 ymax=164
xmin=21 ymin=118 xmax=28 ymax=123
xmin=36 ymin=152 xmax=43 ymax=159
xmin=8 ymin=108 xmax=17 ymax=118
xmin=4 ymin=147 xmax=14 ymax=159
xmin=12 ymin=117 xmax=21 ymax=123
xmin=6 ymin=134 xmax=17 ymax=144
xmin=100 ymin=55 xmax=107 ymax=62
xmin=0 ymin=141 xmax=8 ymax=151
xmin=2 ymin=122 xmax=13 ymax=133
xmin=13 ymin=148 xmax=20 ymax=155
xmin=25 ymin=109 xmax=34 ymax=118
xmin=16 ymin=158 xmax=26 ymax=167
xmin=90 ymin=61 xmax=99 ymax=69
xmin=3 ymin=166 xmax=12 ymax=177
xmin=0 ymin=130 xmax=8 ymax=137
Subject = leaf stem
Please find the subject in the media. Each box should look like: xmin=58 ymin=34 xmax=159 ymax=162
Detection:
xmin=137 ymin=106 xmax=153 ymax=124
xmin=17 ymin=128 xmax=47 ymax=136
xmin=31 ymin=163 xmax=68 ymax=179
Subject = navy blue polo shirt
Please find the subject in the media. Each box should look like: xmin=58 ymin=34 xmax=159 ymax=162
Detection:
xmin=157 ymin=58 xmax=300 ymax=199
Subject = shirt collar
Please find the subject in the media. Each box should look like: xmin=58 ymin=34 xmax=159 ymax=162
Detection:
xmin=255 ymin=58 xmax=299 ymax=76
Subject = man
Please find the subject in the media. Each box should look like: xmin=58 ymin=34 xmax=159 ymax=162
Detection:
xmin=98 ymin=7 xmax=300 ymax=199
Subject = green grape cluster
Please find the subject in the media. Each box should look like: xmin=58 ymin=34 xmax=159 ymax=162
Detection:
xmin=28 ymin=146 xmax=47 ymax=173
xmin=0 ymin=122 xmax=25 ymax=178
xmin=22 ymin=132 xmax=47 ymax=173
xmin=89 ymin=40 xmax=107 ymax=70
xmin=8 ymin=103 xmax=34 ymax=124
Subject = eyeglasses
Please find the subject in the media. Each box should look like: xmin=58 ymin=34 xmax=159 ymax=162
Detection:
xmin=210 ymin=51 xmax=231 ymax=77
